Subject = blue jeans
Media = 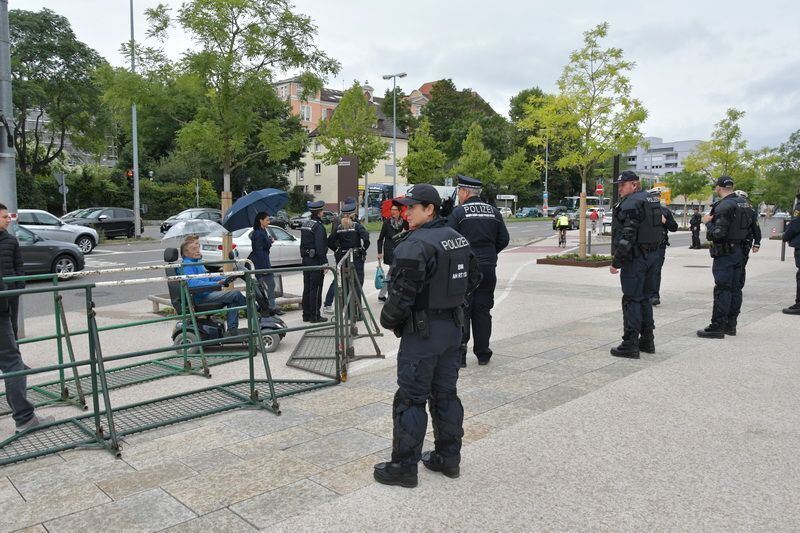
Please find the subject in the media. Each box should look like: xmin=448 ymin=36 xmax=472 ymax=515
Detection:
xmin=198 ymin=290 xmax=247 ymax=330
xmin=0 ymin=314 xmax=35 ymax=426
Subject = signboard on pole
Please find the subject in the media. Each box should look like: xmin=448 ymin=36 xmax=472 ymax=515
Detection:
xmin=595 ymin=184 xmax=604 ymax=195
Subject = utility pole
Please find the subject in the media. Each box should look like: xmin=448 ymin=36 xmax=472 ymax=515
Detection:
xmin=129 ymin=0 xmax=141 ymax=238
xmin=543 ymin=138 xmax=549 ymax=216
xmin=382 ymin=72 xmax=407 ymax=197
xmin=0 ymin=0 xmax=24 ymax=337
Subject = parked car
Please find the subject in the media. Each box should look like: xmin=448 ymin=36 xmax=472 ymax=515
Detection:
xmin=270 ymin=210 xmax=290 ymax=229
xmin=62 ymin=207 xmax=143 ymax=238
xmin=160 ymin=208 xmax=222 ymax=234
xmin=515 ymin=207 xmax=542 ymax=218
xmin=498 ymin=207 xmax=513 ymax=218
xmin=18 ymin=209 xmax=99 ymax=254
xmin=289 ymin=210 xmax=335 ymax=229
xmin=358 ymin=206 xmax=382 ymax=222
xmin=547 ymin=206 xmax=567 ymax=217
xmin=10 ymin=223 xmax=85 ymax=274
xmin=773 ymin=211 xmax=791 ymax=220
xmin=198 ymin=225 xmax=302 ymax=270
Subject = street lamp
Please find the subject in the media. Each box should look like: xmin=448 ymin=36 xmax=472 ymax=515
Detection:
xmin=382 ymin=72 xmax=406 ymax=196
xmin=129 ymin=0 xmax=141 ymax=238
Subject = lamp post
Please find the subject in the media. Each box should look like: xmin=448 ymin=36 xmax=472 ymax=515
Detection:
xmin=129 ymin=0 xmax=141 ymax=238
xmin=381 ymin=72 xmax=406 ymax=197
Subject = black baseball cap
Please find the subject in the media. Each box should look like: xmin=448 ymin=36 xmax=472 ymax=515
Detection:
xmin=394 ymin=184 xmax=442 ymax=207
xmin=714 ymin=176 xmax=734 ymax=188
xmin=614 ymin=171 xmax=639 ymax=183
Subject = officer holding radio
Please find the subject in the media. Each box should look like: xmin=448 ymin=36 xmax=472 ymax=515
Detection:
xmin=300 ymin=201 xmax=328 ymax=323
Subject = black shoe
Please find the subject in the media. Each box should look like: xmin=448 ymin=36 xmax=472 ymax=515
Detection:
xmin=459 ymin=359 xmax=467 ymax=369
xmin=651 ymin=297 xmax=660 ymax=306
xmin=308 ymin=316 xmax=327 ymax=323
xmin=639 ymin=336 xmax=655 ymax=354
xmin=271 ymin=308 xmax=285 ymax=316
xmin=783 ymin=304 xmax=800 ymax=315
xmin=421 ymin=451 xmax=460 ymax=479
xmin=477 ymin=359 xmax=490 ymax=366
xmin=378 ymin=296 xmax=387 ymax=302
xmin=610 ymin=343 xmax=640 ymax=359
xmin=697 ymin=326 xmax=725 ymax=339
xmin=725 ymin=325 xmax=737 ymax=336
xmin=224 ymin=328 xmax=243 ymax=338
xmin=373 ymin=462 xmax=418 ymax=488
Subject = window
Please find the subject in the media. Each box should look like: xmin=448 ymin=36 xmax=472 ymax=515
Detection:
xmin=12 ymin=224 xmax=36 ymax=243
xmin=313 ymin=184 xmax=322 ymax=192
xmin=37 ymin=212 xmax=61 ymax=225
xmin=314 ymin=143 xmax=321 ymax=153
xmin=627 ymin=156 xmax=637 ymax=162
xmin=300 ymin=105 xmax=312 ymax=121
xmin=17 ymin=212 xmax=37 ymax=224
xmin=325 ymin=108 xmax=334 ymax=119
xmin=386 ymin=143 xmax=393 ymax=154
xmin=665 ymin=153 xmax=678 ymax=160
xmin=314 ymin=163 xmax=321 ymax=175
xmin=269 ymin=227 xmax=295 ymax=241
xmin=278 ymin=85 xmax=288 ymax=98
xmin=385 ymin=164 xmax=396 ymax=177
xmin=665 ymin=162 xmax=678 ymax=168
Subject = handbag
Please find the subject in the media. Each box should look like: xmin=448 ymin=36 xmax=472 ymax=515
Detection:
xmin=374 ymin=265 xmax=385 ymax=290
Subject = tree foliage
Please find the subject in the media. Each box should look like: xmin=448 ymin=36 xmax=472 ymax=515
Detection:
xmin=498 ymin=148 xmax=538 ymax=202
xmin=399 ymin=118 xmax=446 ymax=184
xmin=664 ymin=171 xmax=708 ymax=226
xmin=683 ymin=108 xmax=750 ymax=179
xmin=10 ymin=8 xmax=108 ymax=176
xmin=316 ymin=82 xmax=387 ymax=176
xmin=453 ymin=122 xmax=496 ymax=184
xmin=761 ymin=130 xmax=800 ymax=209
xmin=380 ymin=87 xmax=416 ymax=134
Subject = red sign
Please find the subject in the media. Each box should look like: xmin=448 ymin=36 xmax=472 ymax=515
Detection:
xmin=595 ymin=184 xmax=604 ymax=195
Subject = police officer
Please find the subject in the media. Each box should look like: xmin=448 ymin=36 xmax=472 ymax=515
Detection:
xmin=689 ymin=208 xmax=703 ymax=249
xmin=649 ymin=189 xmax=678 ymax=306
xmin=782 ymin=197 xmax=800 ymax=315
xmin=299 ymin=201 xmax=328 ymax=323
xmin=374 ymin=184 xmax=480 ymax=488
xmin=446 ymin=175 xmax=509 ymax=367
xmin=734 ymin=190 xmax=761 ymax=329
xmin=697 ymin=177 xmax=753 ymax=338
xmin=322 ymin=199 xmax=370 ymax=312
xmin=609 ymin=171 xmax=664 ymax=358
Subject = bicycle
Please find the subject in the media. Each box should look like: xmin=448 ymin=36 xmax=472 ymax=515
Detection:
xmin=558 ymin=228 xmax=567 ymax=248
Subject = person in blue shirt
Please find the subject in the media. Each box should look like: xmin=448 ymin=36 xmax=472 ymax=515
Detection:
xmin=180 ymin=237 xmax=246 ymax=333
xmin=250 ymin=212 xmax=283 ymax=316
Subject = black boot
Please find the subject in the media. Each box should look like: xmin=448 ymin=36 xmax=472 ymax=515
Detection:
xmin=373 ymin=462 xmax=418 ymax=488
xmin=459 ymin=344 xmax=467 ymax=368
xmin=639 ymin=331 xmax=655 ymax=354
xmin=651 ymin=297 xmax=661 ymax=306
xmin=421 ymin=451 xmax=460 ymax=478
xmin=610 ymin=332 xmax=639 ymax=359
xmin=725 ymin=322 xmax=737 ymax=336
xmin=697 ymin=325 xmax=725 ymax=339
xmin=783 ymin=304 xmax=800 ymax=315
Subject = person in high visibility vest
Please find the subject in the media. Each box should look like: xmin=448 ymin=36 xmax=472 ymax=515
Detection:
xmin=555 ymin=214 xmax=570 ymax=229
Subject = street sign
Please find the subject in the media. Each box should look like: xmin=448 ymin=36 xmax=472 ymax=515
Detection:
xmin=595 ymin=184 xmax=604 ymax=195
xmin=58 ymin=185 xmax=69 ymax=195
xmin=543 ymin=192 xmax=549 ymax=199
xmin=497 ymin=194 xmax=517 ymax=201
xmin=54 ymin=172 xmax=66 ymax=185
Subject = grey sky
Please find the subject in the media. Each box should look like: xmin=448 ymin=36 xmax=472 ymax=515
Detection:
xmin=16 ymin=0 xmax=800 ymax=148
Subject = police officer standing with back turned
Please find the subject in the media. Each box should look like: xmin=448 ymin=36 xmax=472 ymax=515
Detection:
xmin=649 ymin=189 xmax=678 ymax=306
xmin=374 ymin=184 xmax=480 ymax=488
xmin=697 ymin=176 xmax=753 ymax=338
xmin=446 ymin=175 xmax=509 ymax=367
xmin=734 ymin=190 xmax=761 ymax=319
xmin=299 ymin=201 xmax=328 ymax=323
xmin=689 ymin=208 xmax=703 ymax=249
xmin=609 ymin=171 xmax=664 ymax=358
xmin=781 ymin=197 xmax=800 ymax=315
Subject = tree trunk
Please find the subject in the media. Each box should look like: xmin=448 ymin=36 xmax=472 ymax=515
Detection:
xmin=578 ymin=176 xmax=587 ymax=258
xmin=221 ymin=161 xmax=233 ymax=274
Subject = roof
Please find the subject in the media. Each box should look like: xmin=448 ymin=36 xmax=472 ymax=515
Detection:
xmin=418 ymin=80 xmax=440 ymax=98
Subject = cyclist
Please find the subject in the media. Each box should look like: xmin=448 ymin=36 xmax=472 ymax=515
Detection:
xmin=589 ymin=209 xmax=600 ymax=234
xmin=555 ymin=213 xmax=570 ymax=247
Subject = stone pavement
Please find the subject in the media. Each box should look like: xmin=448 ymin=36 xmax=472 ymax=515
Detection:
xmin=1 ymin=233 xmax=799 ymax=531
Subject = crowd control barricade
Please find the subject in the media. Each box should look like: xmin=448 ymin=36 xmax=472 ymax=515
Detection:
xmin=0 ymin=262 xmax=341 ymax=466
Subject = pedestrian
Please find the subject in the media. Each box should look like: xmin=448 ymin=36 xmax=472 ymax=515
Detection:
xmin=781 ymin=197 xmax=800 ymax=315
xmin=697 ymin=177 xmax=754 ymax=338
xmin=649 ymin=190 xmax=678 ymax=306
xmin=689 ymin=208 xmax=703 ymax=249
xmin=373 ymin=184 xmax=480 ymax=488
xmin=446 ymin=175 xmax=510 ymax=367
xmin=323 ymin=200 xmax=370 ymax=314
xmin=0 ymin=204 xmax=24 ymax=338
xmin=249 ymin=212 xmax=283 ymax=316
xmin=609 ymin=171 xmax=664 ymax=358
xmin=376 ymin=204 xmax=408 ymax=302
xmin=1 ymin=260 xmax=54 ymax=432
xmin=589 ymin=208 xmax=600 ymax=235
xmin=300 ymin=201 xmax=328 ymax=323
xmin=734 ymin=190 xmax=761 ymax=324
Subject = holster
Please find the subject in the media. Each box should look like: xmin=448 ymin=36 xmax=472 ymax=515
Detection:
xmin=404 ymin=309 xmax=430 ymax=339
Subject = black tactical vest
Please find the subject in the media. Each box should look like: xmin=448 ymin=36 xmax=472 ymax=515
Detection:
xmin=333 ymin=223 xmax=365 ymax=251
xmin=727 ymin=195 xmax=754 ymax=241
xmin=299 ymin=218 xmax=321 ymax=251
xmin=620 ymin=190 xmax=663 ymax=245
xmin=407 ymin=225 xmax=472 ymax=310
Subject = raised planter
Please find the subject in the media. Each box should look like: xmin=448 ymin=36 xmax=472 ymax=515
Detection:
xmin=537 ymin=256 xmax=613 ymax=268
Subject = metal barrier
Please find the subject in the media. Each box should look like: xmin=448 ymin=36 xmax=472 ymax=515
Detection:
xmin=0 ymin=263 xmax=343 ymax=466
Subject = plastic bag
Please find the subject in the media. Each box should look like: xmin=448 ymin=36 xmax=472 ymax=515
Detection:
xmin=374 ymin=265 xmax=385 ymax=289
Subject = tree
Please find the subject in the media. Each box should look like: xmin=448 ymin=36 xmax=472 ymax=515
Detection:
xmin=664 ymin=171 xmax=708 ymax=227
xmin=683 ymin=108 xmax=749 ymax=179
xmin=453 ymin=122 xmax=496 ymax=184
xmin=380 ymin=87 xmax=416 ymax=133
xmin=10 ymin=8 xmax=108 ymax=176
xmin=316 ymin=82 xmax=388 ymax=177
xmin=498 ymin=148 xmax=538 ymax=205
xmin=399 ymin=118 xmax=446 ymax=184
xmin=525 ymin=23 xmax=647 ymax=258
xmin=761 ymin=130 xmax=800 ymax=209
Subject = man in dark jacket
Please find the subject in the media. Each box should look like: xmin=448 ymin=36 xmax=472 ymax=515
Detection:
xmin=0 ymin=203 xmax=24 ymax=337
xmin=376 ymin=204 xmax=408 ymax=301
xmin=649 ymin=192 xmax=678 ymax=306
xmin=689 ymin=208 xmax=703 ymax=249
xmin=782 ymin=199 xmax=800 ymax=315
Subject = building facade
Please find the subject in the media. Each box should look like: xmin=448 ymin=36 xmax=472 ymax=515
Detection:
xmin=625 ymin=137 xmax=701 ymax=178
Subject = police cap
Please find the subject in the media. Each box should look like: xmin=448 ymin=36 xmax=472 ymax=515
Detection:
xmin=306 ymin=200 xmax=325 ymax=210
xmin=456 ymin=174 xmax=482 ymax=190
xmin=340 ymin=199 xmax=357 ymax=214
xmin=394 ymin=184 xmax=442 ymax=207
xmin=714 ymin=176 xmax=734 ymax=188
xmin=614 ymin=171 xmax=639 ymax=183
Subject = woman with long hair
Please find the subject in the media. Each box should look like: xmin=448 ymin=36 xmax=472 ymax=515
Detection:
xmin=323 ymin=203 xmax=370 ymax=313
xmin=376 ymin=204 xmax=408 ymax=301
xmin=250 ymin=212 xmax=283 ymax=315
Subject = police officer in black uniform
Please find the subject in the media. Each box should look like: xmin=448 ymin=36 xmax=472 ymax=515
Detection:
xmin=299 ymin=201 xmax=328 ymax=323
xmin=782 ymin=197 xmax=800 ymax=315
xmin=322 ymin=199 xmax=369 ymax=312
xmin=446 ymin=175 xmax=509 ymax=367
xmin=649 ymin=189 xmax=678 ymax=306
xmin=734 ymin=190 xmax=761 ymax=326
xmin=374 ymin=184 xmax=480 ymax=488
xmin=609 ymin=171 xmax=664 ymax=358
xmin=689 ymin=208 xmax=703 ymax=249
xmin=697 ymin=177 xmax=753 ymax=338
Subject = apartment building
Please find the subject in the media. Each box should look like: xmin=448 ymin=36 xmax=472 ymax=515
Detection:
xmin=626 ymin=137 xmax=701 ymax=178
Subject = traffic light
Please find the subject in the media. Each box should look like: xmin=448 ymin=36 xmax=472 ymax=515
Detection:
xmin=126 ymin=169 xmax=133 ymax=188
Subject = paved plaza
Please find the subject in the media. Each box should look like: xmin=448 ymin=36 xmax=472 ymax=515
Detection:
xmin=1 ymin=232 xmax=799 ymax=531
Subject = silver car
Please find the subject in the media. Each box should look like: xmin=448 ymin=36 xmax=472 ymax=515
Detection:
xmin=18 ymin=209 xmax=99 ymax=254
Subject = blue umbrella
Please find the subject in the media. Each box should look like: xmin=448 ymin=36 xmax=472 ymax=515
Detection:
xmin=221 ymin=188 xmax=290 ymax=232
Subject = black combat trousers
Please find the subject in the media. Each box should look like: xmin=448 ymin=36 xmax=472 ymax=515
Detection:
xmin=710 ymin=246 xmax=745 ymax=329
xmin=392 ymin=319 xmax=463 ymax=467
xmin=620 ymin=250 xmax=660 ymax=343
xmin=301 ymin=259 xmax=324 ymax=320
xmin=461 ymin=264 xmax=497 ymax=363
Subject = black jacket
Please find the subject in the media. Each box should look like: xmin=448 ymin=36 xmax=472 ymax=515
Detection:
xmin=0 ymin=230 xmax=24 ymax=289
xmin=689 ymin=212 xmax=702 ymax=230
xmin=446 ymin=197 xmax=510 ymax=267
xmin=376 ymin=217 xmax=408 ymax=265
xmin=783 ymin=217 xmax=800 ymax=249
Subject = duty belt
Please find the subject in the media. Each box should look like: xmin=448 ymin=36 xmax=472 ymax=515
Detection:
xmin=427 ymin=308 xmax=460 ymax=320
